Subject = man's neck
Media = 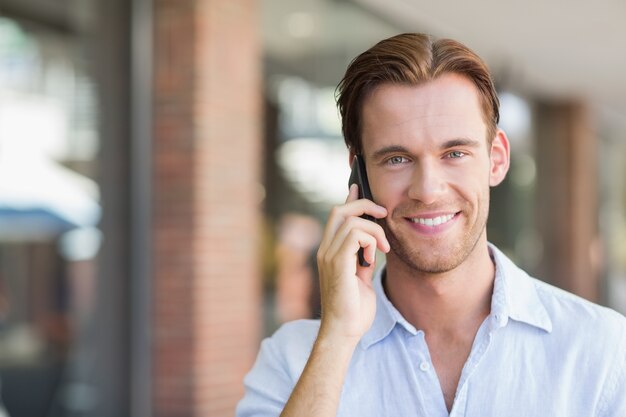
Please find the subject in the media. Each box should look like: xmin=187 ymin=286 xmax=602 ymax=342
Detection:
xmin=383 ymin=240 xmax=495 ymax=338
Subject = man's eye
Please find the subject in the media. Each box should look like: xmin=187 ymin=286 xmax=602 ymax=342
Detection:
xmin=447 ymin=150 xmax=466 ymax=159
xmin=387 ymin=156 xmax=408 ymax=165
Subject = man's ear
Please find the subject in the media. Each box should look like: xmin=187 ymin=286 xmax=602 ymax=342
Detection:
xmin=489 ymin=129 xmax=511 ymax=187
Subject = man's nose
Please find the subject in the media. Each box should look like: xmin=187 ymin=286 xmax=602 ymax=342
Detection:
xmin=407 ymin=162 xmax=446 ymax=205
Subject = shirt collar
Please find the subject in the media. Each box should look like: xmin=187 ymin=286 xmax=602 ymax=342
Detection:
xmin=359 ymin=267 xmax=411 ymax=349
xmin=489 ymin=243 xmax=552 ymax=333
xmin=359 ymin=243 xmax=552 ymax=350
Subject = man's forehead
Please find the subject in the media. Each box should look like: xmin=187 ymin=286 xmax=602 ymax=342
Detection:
xmin=363 ymin=77 xmax=482 ymax=120
xmin=362 ymin=75 xmax=483 ymax=113
xmin=360 ymin=75 xmax=488 ymax=153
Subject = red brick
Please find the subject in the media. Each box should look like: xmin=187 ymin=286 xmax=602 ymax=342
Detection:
xmin=152 ymin=0 xmax=261 ymax=416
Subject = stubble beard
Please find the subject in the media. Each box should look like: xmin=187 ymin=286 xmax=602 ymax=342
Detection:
xmin=380 ymin=203 xmax=488 ymax=275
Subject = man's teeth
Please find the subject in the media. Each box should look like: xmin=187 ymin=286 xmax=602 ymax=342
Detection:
xmin=410 ymin=214 xmax=455 ymax=226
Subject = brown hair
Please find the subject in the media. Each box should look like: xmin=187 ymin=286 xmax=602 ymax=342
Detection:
xmin=336 ymin=33 xmax=500 ymax=155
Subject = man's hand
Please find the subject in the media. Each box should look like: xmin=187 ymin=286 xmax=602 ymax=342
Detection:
xmin=280 ymin=185 xmax=389 ymax=417
xmin=316 ymin=183 xmax=390 ymax=342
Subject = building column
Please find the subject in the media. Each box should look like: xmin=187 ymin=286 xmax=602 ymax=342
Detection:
xmin=153 ymin=1 xmax=262 ymax=416
xmin=534 ymin=101 xmax=599 ymax=301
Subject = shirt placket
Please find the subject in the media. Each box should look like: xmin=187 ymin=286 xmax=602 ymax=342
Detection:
xmin=449 ymin=314 xmax=504 ymax=417
xmin=406 ymin=330 xmax=450 ymax=417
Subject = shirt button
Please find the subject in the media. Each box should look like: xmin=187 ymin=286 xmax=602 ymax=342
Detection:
xmin=419 ymin=361 xmax=430 ymax=372
xmin=496 ymin=314 xmax=508 ymax=326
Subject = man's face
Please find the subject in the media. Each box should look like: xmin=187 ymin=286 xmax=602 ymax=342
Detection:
xmin=359 ymin=73 xmax=509 ymax=274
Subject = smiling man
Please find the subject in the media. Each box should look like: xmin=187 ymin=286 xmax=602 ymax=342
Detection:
xmin=237 ymin=34 xmax=626 ymax=417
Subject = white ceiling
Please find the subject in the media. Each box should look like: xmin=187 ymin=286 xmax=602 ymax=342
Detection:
xmin=262 ymin=0 xmax=626 ymax=113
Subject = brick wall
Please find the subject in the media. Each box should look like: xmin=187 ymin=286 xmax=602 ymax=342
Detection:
xmin=153 ymin=0 xmax=262 ymax=416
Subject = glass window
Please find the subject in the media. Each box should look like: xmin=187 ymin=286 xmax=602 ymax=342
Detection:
xmin=0 ymin=16 xmax=101 ymax=417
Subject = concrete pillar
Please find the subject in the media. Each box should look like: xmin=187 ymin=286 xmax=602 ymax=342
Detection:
xmin=534 ymin=101 xmax=599 ymax=301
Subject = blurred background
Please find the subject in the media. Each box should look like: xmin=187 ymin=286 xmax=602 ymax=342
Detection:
xmin=0 ymin=0 xmax=625 ymax=416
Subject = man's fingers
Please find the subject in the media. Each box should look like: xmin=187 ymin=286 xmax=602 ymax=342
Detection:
xmin=325 ymin=216 xmax=390 ymax=259
xmin=333 ymin=228 xmax=378 ymax=271
xmin=318 ymin=187 xmax=388 ymax=258
xmin=321 ymin=199 xmax=387 ymax=245
xmin=361 ymin=237 xmax=377 ymax=266
xmin=321 ymin=224 xmax=387 ymax=281
xmin=345 ymin=183 xmax=359 ymax=203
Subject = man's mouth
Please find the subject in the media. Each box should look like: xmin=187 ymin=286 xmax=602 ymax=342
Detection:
xmin=407 ymin=213 xmax=457 ymax=227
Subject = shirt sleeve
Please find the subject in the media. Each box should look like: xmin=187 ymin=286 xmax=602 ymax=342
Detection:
xmin=598 ymin=317 xmax=626 ymax=417
xmin=236 ymin=335 xmax=295 ymax=417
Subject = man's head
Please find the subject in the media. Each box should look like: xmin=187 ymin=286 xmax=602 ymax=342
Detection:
xmin=336 ymin=33 xmax=500 ymax=156
xmin=336 ymin=33 xmax=509 ymax=274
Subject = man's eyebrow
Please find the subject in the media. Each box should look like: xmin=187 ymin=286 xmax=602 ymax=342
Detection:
xmin=370 ymin=139 xmax=481 ymax=160
xmin=441 ymin=138 xmax=481 ymax=149
xmin=370 ymin=145 xmax=409 ymax=160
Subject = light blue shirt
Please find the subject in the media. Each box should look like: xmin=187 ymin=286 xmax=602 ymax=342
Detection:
xmin=237 ymin=245 xmax=626 ymax=416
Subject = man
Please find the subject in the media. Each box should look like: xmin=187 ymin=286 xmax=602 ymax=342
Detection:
xmin=237 ymin=33 xmax=626 ymax=417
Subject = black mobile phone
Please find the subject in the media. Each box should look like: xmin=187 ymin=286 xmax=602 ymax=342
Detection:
xmin=349 ymin=155 xmax=375 ymax=267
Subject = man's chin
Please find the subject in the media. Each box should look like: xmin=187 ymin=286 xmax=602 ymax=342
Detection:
xmin=384 ymin=225 xmax=481 ymax=274
xmin=388 ymin=245 xmax=464 ymax=274
xmin=381 ymin=218 xmax=479 ymax=273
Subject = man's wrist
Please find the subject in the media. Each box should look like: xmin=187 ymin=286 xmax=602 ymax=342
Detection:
xmin=316 ymin=324 xmax=362 ymax=354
